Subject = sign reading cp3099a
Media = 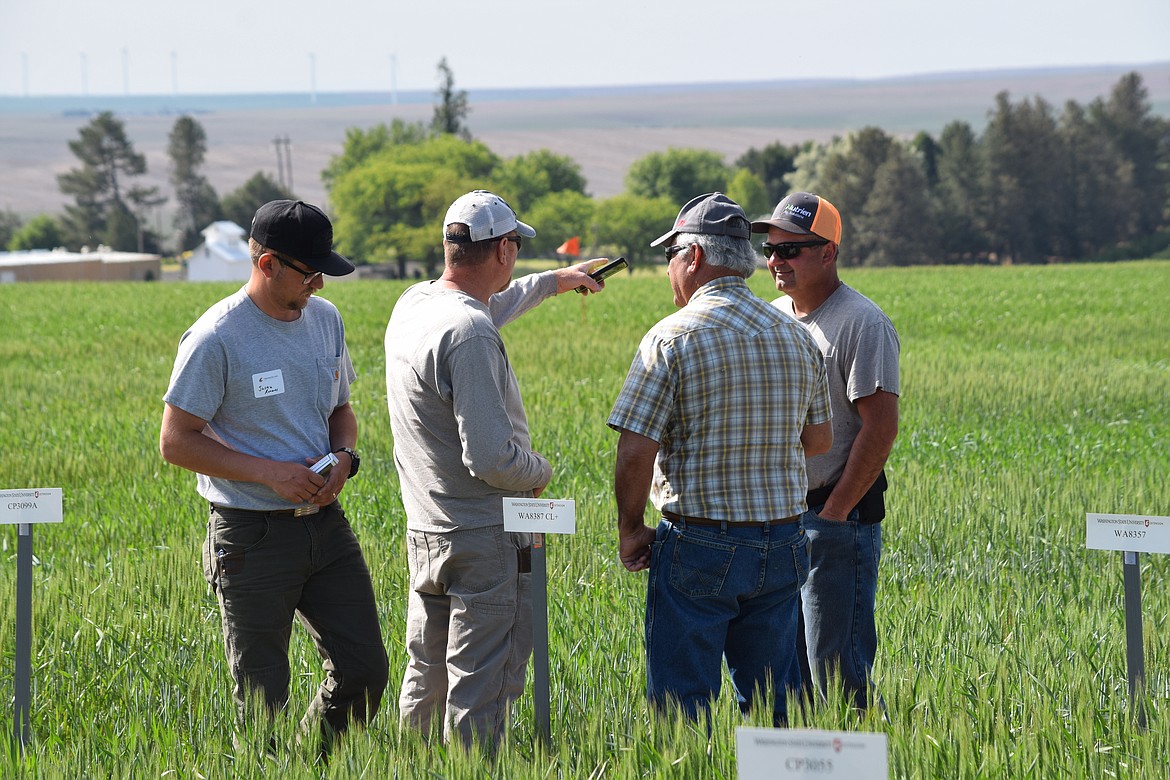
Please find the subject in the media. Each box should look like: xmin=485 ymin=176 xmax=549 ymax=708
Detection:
xmin=1086 ymin=513 xmax=1170 ymax=555
xmin=0 ymin=488 xmax=63 ymax=525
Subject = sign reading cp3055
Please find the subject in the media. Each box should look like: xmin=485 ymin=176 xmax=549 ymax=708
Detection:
xmin=0 ymin=488 xmax=63 ymax=525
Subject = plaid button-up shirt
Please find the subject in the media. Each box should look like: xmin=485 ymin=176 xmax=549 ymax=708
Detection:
xmin=608 ymin=276 xmax=830 ymax=521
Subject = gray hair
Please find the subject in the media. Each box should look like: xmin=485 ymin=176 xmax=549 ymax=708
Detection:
xmin=675 ymin=232 xmax=759 ymax=277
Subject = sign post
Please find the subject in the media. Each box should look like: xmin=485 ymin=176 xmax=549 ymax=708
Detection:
xmin=1086 ymin=512 xmax=1170 ymax=729
xmin=2 ymin=487 xmax=63 ymax=754
xmin=503 ymin=497 xmax=576 ymax=743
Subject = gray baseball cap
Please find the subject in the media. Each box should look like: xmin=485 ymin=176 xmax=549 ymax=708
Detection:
xmin=649 ymin=192 xmax=752 ymax=247
xmin=443 ymin=190 xmax=536 ymax=243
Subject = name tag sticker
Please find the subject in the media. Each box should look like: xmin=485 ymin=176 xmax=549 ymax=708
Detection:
xmin=503 ymin=498 xmax=576 ymax=534
xmin=1 ymin=488 xmax=64 ymax=525
xmin=736 ymin=727 xmax=887 ymax=780
xmin=253 ymin=369 xmax=285 ymax=398
xmin=1086 ymin=513 xmax=1170 ymax=554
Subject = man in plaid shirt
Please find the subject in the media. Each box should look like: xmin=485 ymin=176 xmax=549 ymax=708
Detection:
xmin=608 ymin=192 xmax=832 ymax=726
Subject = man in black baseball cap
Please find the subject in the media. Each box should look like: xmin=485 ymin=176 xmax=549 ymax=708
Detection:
xmin=162 ymin=198 xmax=386 ymax=757
xmin=250 ymin=199 xmax=355 ymax=277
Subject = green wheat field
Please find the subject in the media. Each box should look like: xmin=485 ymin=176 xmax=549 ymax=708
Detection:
xmin=1 ymin=260 xmax=1168 ymax=778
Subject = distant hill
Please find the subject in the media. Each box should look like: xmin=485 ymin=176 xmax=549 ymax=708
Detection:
xmin=2 ymin=62 xmax=1167 ymax=220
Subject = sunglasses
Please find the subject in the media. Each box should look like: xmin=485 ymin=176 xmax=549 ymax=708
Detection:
xmin=664 ymin=244 xmax=689 ymax=260
xmin=759 ymin=239 xmax=829 ymax=260
xmin=500 ymin=235 xmax=523 ymax=248
xmin=274 ymin=253 xmax=324 ymax=285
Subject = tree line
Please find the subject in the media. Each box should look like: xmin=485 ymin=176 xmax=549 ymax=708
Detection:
xmin=3 ymin=69 xmax=1167 ymax=269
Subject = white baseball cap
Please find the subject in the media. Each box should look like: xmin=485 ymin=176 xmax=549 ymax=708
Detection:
xmin=443 ymin=190 xmax=536 ymax=243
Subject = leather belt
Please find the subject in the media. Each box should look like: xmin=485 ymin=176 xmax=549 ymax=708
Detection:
xmin=662 ymin=510 xmax=800 ymax=527
xmin=210 ymin=503 xmax=327 ymax=517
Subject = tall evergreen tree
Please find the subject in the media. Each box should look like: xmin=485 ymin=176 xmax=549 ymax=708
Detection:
xmin=982 ymin=92 xmax=1068 ymax=262
xmin=57 ymin=111 xmax=163 ymax=251
xmin=168 ymin=115 xmax=222 ymax=251
xmin=1088 ymin=73 xmax=1170 ymax=239
xmin=935 ymin=120 xmax=990 ymax=262
xmin=431 ymin=57 xmax=471 ymax=140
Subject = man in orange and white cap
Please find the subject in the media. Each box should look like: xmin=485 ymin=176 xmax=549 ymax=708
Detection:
xmin=753 ymin=191 xmax=901 ymax=713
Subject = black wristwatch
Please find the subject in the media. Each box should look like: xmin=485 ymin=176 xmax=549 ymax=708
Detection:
xmin=333 ymin=447 xmax=360 ymax=478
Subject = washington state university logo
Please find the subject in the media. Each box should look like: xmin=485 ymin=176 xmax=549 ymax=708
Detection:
xmin=1146 ymin=517 xmax=1151 ymax=528
xmin=34 ymin=490 xmax=39 ymax=499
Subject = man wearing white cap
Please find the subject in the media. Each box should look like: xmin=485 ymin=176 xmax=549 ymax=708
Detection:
xmin=385 ymin=190 xmax=610 ymax=748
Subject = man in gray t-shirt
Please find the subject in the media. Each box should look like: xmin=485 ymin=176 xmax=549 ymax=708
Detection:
xmin=161 ymin=200 xmax=387 ymax=755
xmin=753 ymin=192 xmax=900 ymax=712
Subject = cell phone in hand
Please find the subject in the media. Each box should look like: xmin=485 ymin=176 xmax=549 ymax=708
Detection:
xmin=575 ymin=257 xmax=628 ymax=293
xmin=310 ymin=452 xmax=339 ymax=475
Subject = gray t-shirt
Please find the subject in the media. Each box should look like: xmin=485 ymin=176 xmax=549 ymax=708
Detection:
xmin=164 ymin=288 xmax=355 ymax=510
xmin=385 ymin=272 xmax=556 ymax=532
xmin=774 ymin=283 xmax=900 ymax=490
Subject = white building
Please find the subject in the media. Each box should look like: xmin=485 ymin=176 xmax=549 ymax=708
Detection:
xmin=0 ymin=247 xmax=161 ymax=283
xmin=185 ymin=221 xmax=251 ymax=282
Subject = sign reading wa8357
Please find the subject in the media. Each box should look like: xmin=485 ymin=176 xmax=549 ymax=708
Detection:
xmin=0 ymin=488 xmax=63 ymax=524
xmin=1086 ymin=513 xmax=1170 ymax=554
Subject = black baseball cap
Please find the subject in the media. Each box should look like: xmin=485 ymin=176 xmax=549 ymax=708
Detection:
xmin=250 ymin=200 xmax=355 ymax=276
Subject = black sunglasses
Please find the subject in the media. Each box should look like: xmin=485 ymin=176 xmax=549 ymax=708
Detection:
xmin=664 ymin=244 xmax=689 ymax=260
xmin=759 ymin=239 xmax=829 ymax=260
xmin=500 ymin=235 xmax=523 ymax=248
xmin=274 ymin=253 xmax=324 ymax=285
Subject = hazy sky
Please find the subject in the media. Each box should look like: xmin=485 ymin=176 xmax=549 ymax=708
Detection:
xmin=2 ymin=0 xmax=1168 ymax=96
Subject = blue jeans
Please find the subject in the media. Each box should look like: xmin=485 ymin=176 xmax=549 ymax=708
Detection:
xmin=645 ymin=518 xmax=808 ymax=725
xmin=797 ymin=506 xmax=882 ymax=710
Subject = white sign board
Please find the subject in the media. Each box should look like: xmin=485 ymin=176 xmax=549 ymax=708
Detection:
xmin=0 ymin=488 xmax=63 ymax=525
xmin=737 ymin=727 xmax=887 ymax=780
xmin=1086 ymin=513 xmax=1170 ymax=555
xmin=502 ymin=498 xmax=576 ymax=534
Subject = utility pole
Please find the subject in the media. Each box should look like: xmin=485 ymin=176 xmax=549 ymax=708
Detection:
xmin=273 ymin=136 xmax=293 ymax=193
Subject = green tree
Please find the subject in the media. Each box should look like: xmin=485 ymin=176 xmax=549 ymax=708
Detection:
xmin=932 ymin=121 xmax=989 ymax=262
xmin=57 ymin=111 xmax=163 ymax=251
xmin=725 ymin=169 xmax=770 ymax=221
xmin=491 ymin=150 xmax=587 ymax=212
xmin=625 ymin=148 xmax=730 ymax=204
xmin=982 ymin=91 xmax=1068 ymax=262
xmin=522 ymin=190 xmax=595 ymax=259
xmin=0 ymin=209 xmax=22 ymax=249
xmin=8 ymin=214 xmax=64 ymax=251
xmin=1087 ymin=72 xmax=1170 ymax=240
xmin=432 ymin=57 xmax=471 ymax=140
xmin=813 ymin=127 xmax=898 ymax=255
xmin=168 ymin=115 xmax=222 ymax=251
xmin=220 ymin=172 xmax=296 ymax=231
xmin=853 ymin=146 xmax=939 ymax=266
xmin=589 ymin=194 xmax=677 ymax=266
xmin=322 ymin=119 xmax=431 ymax=191
xmin=329 ymin=135 xmax=499 ymax=276
xmin=735 ymin=141 xmax=797 ymax=205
